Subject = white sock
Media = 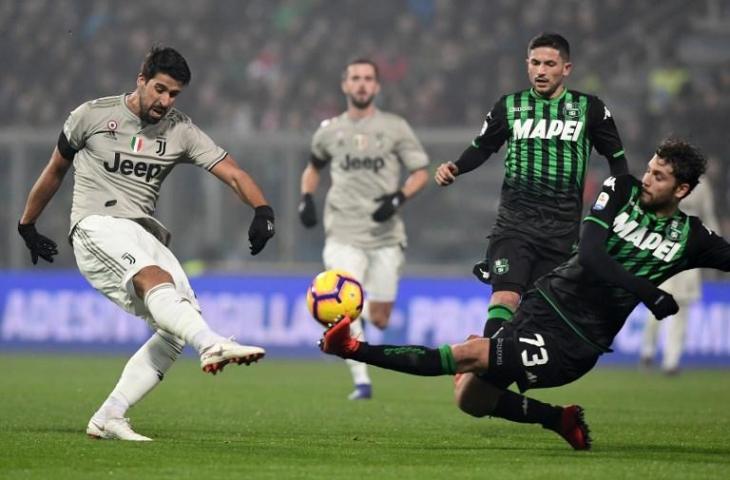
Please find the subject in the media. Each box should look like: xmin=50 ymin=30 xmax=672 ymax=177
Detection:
xmin=144 ymin=283 xmax=223 ymax=353
xmin=346 ymin=318 xmax=371 ymax=385
xmin=93 ymin=331 xmax=183 ymax=421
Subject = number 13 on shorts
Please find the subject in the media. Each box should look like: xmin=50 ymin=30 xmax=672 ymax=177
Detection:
xmin=519 ymin=333 xmax=549 ymax=367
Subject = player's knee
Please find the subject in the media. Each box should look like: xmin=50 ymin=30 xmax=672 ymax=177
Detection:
xmin=451 ymin=337 xmax=490 ymax=372
xmin=133 ymin=265 xmax=174 ymax=298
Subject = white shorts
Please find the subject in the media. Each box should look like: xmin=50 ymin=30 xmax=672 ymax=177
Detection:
xmin=323 ymin=238 xmax=404 ymax=302
xmin=72 ymin=215 xmax=199 ymax=321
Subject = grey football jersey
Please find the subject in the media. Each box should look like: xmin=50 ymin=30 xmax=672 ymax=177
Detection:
xmin=311 ymin=110 xmax=429 ymax=248
xmin=63 ymin=94 xmax=227 ymax=244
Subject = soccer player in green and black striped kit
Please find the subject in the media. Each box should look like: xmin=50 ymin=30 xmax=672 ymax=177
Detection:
xmin=436 ymin=32 xmax=628 ymax=338
xmin=322 ymin=138 xmax=730 ymax=450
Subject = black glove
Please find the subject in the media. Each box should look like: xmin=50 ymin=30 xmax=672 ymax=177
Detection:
xmin=248 ymin=206 xmax=275 ymax=255
xmin=18 ymin=223 xmax=58 ymax=264
xmin=643 ymin=288 xmax=679 ymax=320
xmin=372 ymin=191 xmax=406 ymax=222
xmin=298 ymin=193 xmax=317 ymax=228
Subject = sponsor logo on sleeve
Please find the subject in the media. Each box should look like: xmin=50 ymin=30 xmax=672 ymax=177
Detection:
xmin=594 ymin=192 xmax=610 ymax=211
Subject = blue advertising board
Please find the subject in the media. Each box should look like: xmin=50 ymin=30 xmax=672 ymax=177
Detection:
xmin=1 ymin=272 xmax=729 ymax=366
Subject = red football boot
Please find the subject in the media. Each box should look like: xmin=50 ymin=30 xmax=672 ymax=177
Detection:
xmin=318 ymin=316 xmax=361 ymax=357
xmin=553 ymin=405 xmax=592 ymax=450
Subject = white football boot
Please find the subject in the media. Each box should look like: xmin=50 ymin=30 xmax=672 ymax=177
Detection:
xmin=86 ymin=417 xmax=152 ymax=441
xmin=200 ymin=339 xmax=265 ymax=374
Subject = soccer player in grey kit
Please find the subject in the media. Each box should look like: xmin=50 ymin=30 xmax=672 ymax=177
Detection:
xmin=17 ymin=47 xmax=275 ymax=440
xmin=298 ymin=59 xmax=429 ymax=399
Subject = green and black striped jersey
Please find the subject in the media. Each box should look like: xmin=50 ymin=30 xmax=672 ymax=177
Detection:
xmin=473 ymin=88 xmax=626 ymax=238
xmin=535 ymin=175 xmax=730 ymax=351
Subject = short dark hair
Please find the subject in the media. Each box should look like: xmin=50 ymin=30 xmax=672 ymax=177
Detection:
xmin=528 ymin=33 xmax=570 ymax=61
xmin=656 ymin=137 xmax=707 ymax=195
xmin=140 ymin=46 xmax=191 ymax=85
xmin=342 ymin=58 xmax=380 ymax=81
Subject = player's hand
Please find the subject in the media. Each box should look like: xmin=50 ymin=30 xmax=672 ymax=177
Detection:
xmin=248 ymin=205 xmax=275 ymax=255
xmin=372 ymin=191 xmax=406 ymax=222
xmin=298 ymin=193 xmax=317 ymax=228
xmin=434 ymin=161 xmax=459 ymax=186
xmin=18 ymin=223 xmax=58 ymax=265
xmin=645 ymin=288 xmax=679 ymax=320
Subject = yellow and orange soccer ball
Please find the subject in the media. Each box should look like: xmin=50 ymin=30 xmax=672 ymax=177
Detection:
xmin=306 ymin=269 xmax=364 ymax=326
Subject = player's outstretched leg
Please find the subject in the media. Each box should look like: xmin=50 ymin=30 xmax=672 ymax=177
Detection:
xmin=143 ymin=282 xmax=265 ymax=374
xmin=320 ymin=316 xmax=456 ymax=376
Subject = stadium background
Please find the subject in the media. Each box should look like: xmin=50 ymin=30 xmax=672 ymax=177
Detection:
xmin=1 ymin=0 xmax=729 ymax=365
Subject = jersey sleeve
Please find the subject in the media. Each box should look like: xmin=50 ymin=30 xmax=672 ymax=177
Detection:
xmin=685 ymin=217 xmax=730 ymax=271
xmin=395 ymin=118 xmax=429 ymax=171
xmin=310 ymin=122 xmax=332 ymax=165
xmin=586 ymin=97 xmax=627 ymax=167
xmin=62 ymin=102 xmax=94 ymax=152
xmin=583 ymin=174 xmax=634 ymax=229
xmin=182 ymin=121 xmax=227 ymax=170
xmin=471 ymin=97 xmax=509 ymax=154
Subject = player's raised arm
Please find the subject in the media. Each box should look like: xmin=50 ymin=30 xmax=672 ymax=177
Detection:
xmin=17 ymin=142 xmax=74 ymax=264
xmin=210 ymin=155 xmax=275 ymax=255
xmin=587 ymin=97 xmax=629 ymax=176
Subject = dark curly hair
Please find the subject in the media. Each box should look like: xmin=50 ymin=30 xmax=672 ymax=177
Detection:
xmin=655 ymin=137 xmax=706 ymax=196
xmin=140 ymin=46 xmax=191 ymax=85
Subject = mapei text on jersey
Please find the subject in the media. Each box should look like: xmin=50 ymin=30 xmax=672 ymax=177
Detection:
xmin=512 ymin=119 xmax=584 ymax=141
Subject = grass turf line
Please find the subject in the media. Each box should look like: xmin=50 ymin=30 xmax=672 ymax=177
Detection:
xmin=0 ymin=354 xmax=728 ymax=479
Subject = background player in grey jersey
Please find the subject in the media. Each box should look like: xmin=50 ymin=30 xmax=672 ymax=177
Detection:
xmin=321 ymin=138 xmax=730 ymax=450
xmin=639 ymin=179 xmax=721 ymax=375
xmin=298 ymin=58 xmax=429 ymax=400
xmin=17 ymin=47 xmax=275 ymax=441
xmin=434 ymin=33 xmax=629 ymax=339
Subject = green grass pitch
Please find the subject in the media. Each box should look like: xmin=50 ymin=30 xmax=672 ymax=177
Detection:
xmin=1 ymin=354 xmax=728 ymax=479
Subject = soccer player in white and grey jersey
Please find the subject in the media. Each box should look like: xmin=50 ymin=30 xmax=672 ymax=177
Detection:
xmin=298 ymin=59 xmax=429 ymax=400
xmin=17 ymin=47 xmax=276 ymax=441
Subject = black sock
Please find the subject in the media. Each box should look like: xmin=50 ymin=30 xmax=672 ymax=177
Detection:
xmin=492 ymin=389 xmax=562 ymax=430
xmin=483 ymin=304 xmax=514 ymax=338
xmin=350 ymin=343 xmax=456 ymax=376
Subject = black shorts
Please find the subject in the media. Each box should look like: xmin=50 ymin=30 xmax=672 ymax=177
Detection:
xmin=479 ymin=292 xmax=601 ymax=392
xmin=485 ymin=231 xmax=575 ymax=294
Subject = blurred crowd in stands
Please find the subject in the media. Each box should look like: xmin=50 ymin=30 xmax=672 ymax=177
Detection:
xmin=3 ymin=0 xmax=730 ymax=231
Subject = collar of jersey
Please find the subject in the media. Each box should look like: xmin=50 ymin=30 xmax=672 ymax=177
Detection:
xmin=345 ymin=109 xmax=379 ymax=124
xmin=643 ymin=206 xmax=682 ymax=224
xmin=121 ymin=93 xmax=144 ymax=124
xmin=529 ymin=87 xmax=567 ymax=103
